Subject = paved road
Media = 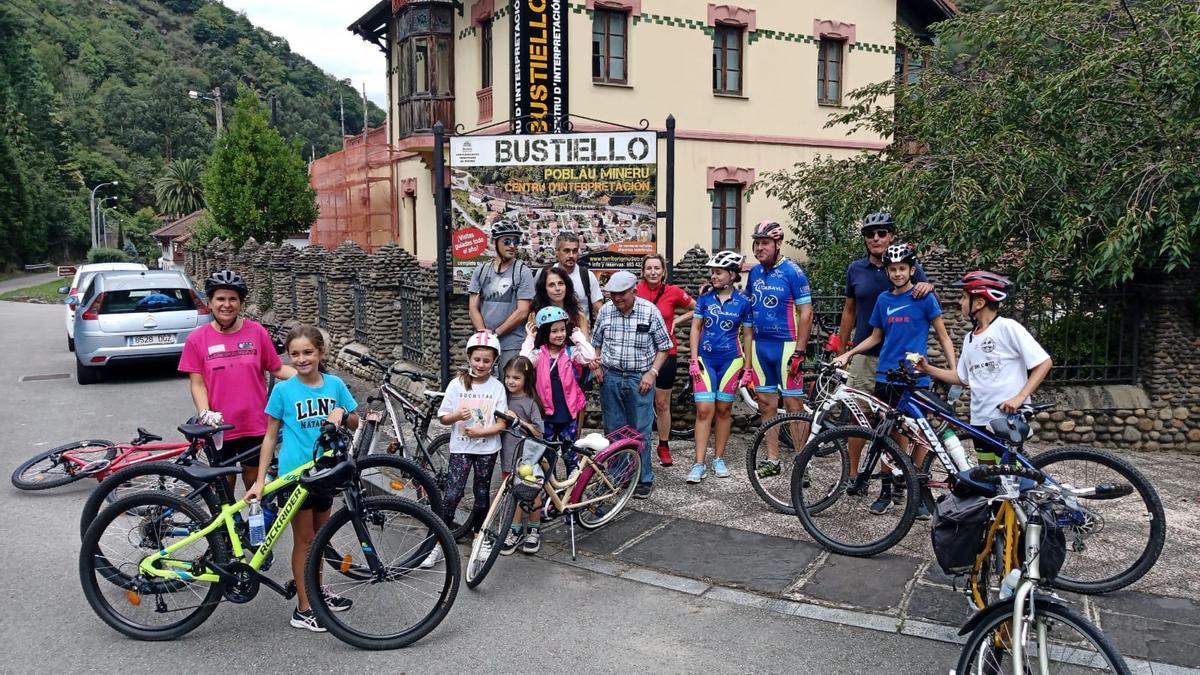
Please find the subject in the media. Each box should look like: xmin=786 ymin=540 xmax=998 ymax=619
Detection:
xmin=0 ymin=271 xmax=61 ymax=294
xmin=0 ymin=301 xmax=961 ymax=673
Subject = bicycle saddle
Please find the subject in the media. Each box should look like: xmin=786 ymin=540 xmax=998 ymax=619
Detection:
xmin=184 ymin=464 xmax=243 ymax=483
xmin=178 ymin=422 xmax=235 ymax=440
xmin=134 ymin=427 xmax=163 ymax=443
xmin=989 ymin=417 xmax=1031 ymax=444
xmin=301 ymin=459 xmax=355 ymax=495
xmin=574 ymin=433 xmax=610 ymax=453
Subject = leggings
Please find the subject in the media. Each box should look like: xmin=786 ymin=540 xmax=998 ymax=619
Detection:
xmin=443 ymin=452 xmax=497 ymax=533
xmin=544 ymin=419 xmax=580 ymax=473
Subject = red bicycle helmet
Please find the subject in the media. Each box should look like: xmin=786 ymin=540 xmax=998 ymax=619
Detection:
xmin=751 ymin=220 xmax=785 ymax=241
xmin=955 ymin=270 xmax=1012 ymax=303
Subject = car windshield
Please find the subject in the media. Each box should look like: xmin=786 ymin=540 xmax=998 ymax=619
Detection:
xmin=99 ymin=288 xmax=194 ymax=314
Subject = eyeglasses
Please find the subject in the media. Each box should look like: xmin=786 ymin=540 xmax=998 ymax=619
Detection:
xmin=499 ymin=238 xmax=519 ymax=246
xmin=863 ymin=229 xmax=892 ymax=240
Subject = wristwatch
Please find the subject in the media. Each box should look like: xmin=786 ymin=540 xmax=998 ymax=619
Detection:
xmin=649 ymin=367 xmax=660 ymax=376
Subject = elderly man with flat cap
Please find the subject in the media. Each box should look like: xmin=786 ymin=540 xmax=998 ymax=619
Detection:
xmin=590 ymin=270 xmax=672 ymax=499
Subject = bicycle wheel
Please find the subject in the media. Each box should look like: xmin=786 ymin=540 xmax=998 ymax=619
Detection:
xmin=79 ymin=461 xmax=217 ymax=539
xmin=669 ymin=379 xmax=695 ymax=440
xmin=80 ymin=492 xmax=226 ymax=641
xmin=576 ymin=445 xmax=642 ymax=529
xmin=793 ymin=426 xmax=919 ymax=557
xmin=957 ymin=599 xmax=1132 ymax=675
xmin=746 ymin=413 xmax=814 ymax=514
xmin=12 ymin=440 xmax=116 ymax=490
xmin=421 ymin=433 xmax=476 ymax=539
xmin=919 ymin=440 xmax=957 ymax=515
xmin=306 ymin=496 xmax=460 ymax=650
xmin=357 ymin=454 xmax=443 ymax=514
xmin=1032 ymin=446 xmax=1166 ymax=594
xmin=353 ymin=414 xmax=382 ymax=459
xmin=465 ymin=478 xmax=516 ymax=589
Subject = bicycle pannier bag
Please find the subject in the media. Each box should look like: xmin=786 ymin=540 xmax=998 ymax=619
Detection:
xmin=1021 ymin=504 xmax=1067 ymax=581
xmin=931 ymin=493 xmax=991 ymax=575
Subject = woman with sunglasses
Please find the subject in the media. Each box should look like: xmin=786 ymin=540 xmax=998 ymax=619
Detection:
xmin=468 ymin=220 xmax=536 ymax=371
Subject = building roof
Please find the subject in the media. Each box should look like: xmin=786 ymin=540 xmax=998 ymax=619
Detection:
xmin=151 ymin=210 xmax=205 ymax=244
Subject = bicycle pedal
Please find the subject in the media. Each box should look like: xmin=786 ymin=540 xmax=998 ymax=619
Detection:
xmin=283 ymin=579 xmax=297 ymax=600
xmin=79 ymin=459 xmax=112 ymax=475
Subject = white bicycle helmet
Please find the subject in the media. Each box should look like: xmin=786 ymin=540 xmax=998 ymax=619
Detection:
xmin=705 ymin=250 xmax=744 ymax=270
xmin=465 ymin=330 xmax=501 ymax=356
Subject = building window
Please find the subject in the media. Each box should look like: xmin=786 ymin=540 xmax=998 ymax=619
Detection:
xmin=480 ymin=20 xmax=493 ymax=89
xmin=396 ymin=4 xmax=455 ymax=136
xmin=817 ymin=38 xmax=844 ymax=105
xmin=712 ymin=25 xmax=743 ymax=95
xmin=592 ymin=10 xmax=627 ymax=84
xmin=895 ymin=44 xmax=922 ymax=85
xmin=711 ymin=184 xmax=742 ymax=251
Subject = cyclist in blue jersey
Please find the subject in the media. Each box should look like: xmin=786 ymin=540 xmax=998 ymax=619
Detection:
xmin=686 ymin=251 xmax=753 ymax=483
xmin=744 ymin=221 xmax=813 ymax=477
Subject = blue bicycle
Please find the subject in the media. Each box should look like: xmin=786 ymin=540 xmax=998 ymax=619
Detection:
xmin=791 ymin=359 xmax=1165 ymax=595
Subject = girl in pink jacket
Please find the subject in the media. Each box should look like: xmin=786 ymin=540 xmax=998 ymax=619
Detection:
xmin=521 ymin=306 xmax=595 ymax=473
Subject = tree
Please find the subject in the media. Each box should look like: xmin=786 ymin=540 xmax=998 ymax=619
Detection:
xmin=202 ymin=87 xmax=317 ymax=244
xmin=759 ymin=0 xmax=1200 ymax=288
xmin=155 ymin=158 xmax=206 ymax=218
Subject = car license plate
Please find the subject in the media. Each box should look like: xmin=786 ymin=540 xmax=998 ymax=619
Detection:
xmin=129 ymin=334 xmax=175 ymax=346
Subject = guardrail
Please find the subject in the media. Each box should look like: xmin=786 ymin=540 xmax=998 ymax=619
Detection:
xmin=23 ymin=263 xmax=52 ymax=272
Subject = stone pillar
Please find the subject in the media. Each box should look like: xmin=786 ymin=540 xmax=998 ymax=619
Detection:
xmin=234 ymin=238 xmax=260 ymax=313
xmin=269 ymin=244 xmax=298 ymax=323
xmin=666 ymin=246 xmax=710 ymax=432
xmin=1132 ymin=272 xmax=1200 ymax=451
xmin=327 ymin=241 xmax=368 ymax=349
xmin=204 ymin=239 xmax=222 ymax=282
xmin=364 ymin=243 xmax=403 ymax=358
xmin=293 ymin=245 xmax=327 ymax=325
xmin=253 ymin=242 xmax=278 ymax=314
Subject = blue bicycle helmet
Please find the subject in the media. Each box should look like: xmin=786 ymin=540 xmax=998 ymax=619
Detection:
xmin=535 ymin=306 xmax=570 ymax=328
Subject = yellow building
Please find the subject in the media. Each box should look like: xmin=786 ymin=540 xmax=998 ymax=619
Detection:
xmin=348 ymin=0 xmax=954 ymax=263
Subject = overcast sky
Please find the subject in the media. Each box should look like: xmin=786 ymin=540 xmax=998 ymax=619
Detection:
xmin=219 ymin=0 xmax=389 ymax=106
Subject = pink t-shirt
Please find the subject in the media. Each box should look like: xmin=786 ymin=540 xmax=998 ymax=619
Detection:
xmin=178 ymin=320 xmax=282 ymax=440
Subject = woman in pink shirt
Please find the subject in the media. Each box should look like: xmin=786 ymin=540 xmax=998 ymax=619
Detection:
xmin=179 ymin=270 xmax=294 ymax=491
xmin=636 ymin=254 xmax=694 ymax=467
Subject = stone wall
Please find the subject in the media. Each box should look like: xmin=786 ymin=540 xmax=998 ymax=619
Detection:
xmin=187 ymin=239 xmax=1199 ymax=451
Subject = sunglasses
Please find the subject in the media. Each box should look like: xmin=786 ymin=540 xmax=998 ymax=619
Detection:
xmin=863 ymin=229 xmax=892 ymax=240
xmin=498 ymin=238 xmax=519 ymax=246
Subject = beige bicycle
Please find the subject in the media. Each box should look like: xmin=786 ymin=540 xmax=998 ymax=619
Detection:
xmin=464 ymin=411 xmax=643 ymax=589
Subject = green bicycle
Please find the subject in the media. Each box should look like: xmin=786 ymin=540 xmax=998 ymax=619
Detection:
xmin=79 ymin=424 xmax=460 ymax=650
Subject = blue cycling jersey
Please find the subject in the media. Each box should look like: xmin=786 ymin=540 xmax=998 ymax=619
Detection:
xmin=695 ymin=290 xmax=752 ymax=358
xmin=745 ymin=258 xmax=812 ymax=341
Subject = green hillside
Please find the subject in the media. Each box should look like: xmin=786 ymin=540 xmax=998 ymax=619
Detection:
xmin=0 ymin=0 xmax=385 ymax=268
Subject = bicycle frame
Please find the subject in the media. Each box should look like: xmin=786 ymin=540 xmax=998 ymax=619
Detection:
xmin=69 ymin=442 xmax=190 ymax=481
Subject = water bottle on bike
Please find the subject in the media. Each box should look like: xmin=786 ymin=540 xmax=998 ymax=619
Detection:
xmin=247 ymin=499 xmax=265 ymax=546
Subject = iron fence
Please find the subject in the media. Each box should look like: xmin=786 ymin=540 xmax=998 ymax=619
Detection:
xmin=1009 ymin=285 xmax=1138 ymax=385
xmin=317 ymin=278 xmax=328 ymax=328
xmin=352 ymin=280 xmax=368 ymax=344
xmin=397 ymin=280 xmax=424 ymax=362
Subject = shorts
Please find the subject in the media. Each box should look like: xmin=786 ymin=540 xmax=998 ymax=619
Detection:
xmin=274 ymin=484 xmax=334 ymax=513
xmin=655 ymin=355 xmax=678 ymax=389
xmin=847 ymin=353 xmax=879 ymax=390
xmin=971 ymin=424 xmax=1000 ymax=463
xmin=694 ymin=354 xmax=744 ymax=403
xmin=750 ymin=339 xmax=804 ymax=397
xmin=208 ymin=435 xmax=263 ymax=467
xmin=873 ymin=382 xmax=927 ymax=407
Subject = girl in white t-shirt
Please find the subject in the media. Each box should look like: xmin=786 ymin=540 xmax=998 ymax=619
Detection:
xmin=916 ymin=271 xmax=1052 ymax=463
xmin=421 ymin=332 xmax=509 ymax=568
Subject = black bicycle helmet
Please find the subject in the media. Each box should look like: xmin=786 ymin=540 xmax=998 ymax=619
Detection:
xmin=860 ymin=211 xmax=897 ymax=234
xmin=204 ymin=269 xmax=248 ymax=299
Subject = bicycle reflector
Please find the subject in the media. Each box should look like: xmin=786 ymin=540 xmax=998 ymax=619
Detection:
xmin=126 ymin=590 xmax=141 ymax=606
xmin=390 ymin=480 xmax=406 ymax=491
xmin=340 ymin=554 xmax=353 ymax=573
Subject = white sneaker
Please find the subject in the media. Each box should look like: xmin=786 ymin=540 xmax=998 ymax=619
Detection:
xmin=419 ymin=544 xmax=444 ymax=569
xmin=475 ymin=534 xmax=493 ymax=561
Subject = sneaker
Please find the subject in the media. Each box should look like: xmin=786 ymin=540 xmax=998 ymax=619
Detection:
xmin=633 ymin=482 xmax=654 ymax=499
xmin=686 ymin=463 xmax=707 ymax=483
xmin=500 ymin=528 xmax=522 ymax=556
xmin=475 ymin=533 xmax=493 ymax=562
xmin=756 ymin=459 xmax=781 ymax=478
xmin=711 ymin=457 xmax=730 ymax=478
xmin=845 ymin=478 xmax=867 ymax=497
xmin=657 ymin=442 xmax=674 ymax=467
xmin=419 ymin=544 xmax=444 ymax=569
xmin=869 ymin=482 xmax=894 ymax=515
xmin=290 ymin=607 xmax=327 ymax=633
xmin=522 ymin=528 xmax=541 ymax=554
xmin=321 ymin=587 xmax=353 ymax=612
xmin=915 ymin=500 xmax=931 ymax=521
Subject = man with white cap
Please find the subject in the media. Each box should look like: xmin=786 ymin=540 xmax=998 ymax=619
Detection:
xmin=590 ymin=270 xmax=672 ymax=499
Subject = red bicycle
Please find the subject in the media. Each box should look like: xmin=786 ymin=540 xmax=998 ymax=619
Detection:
xmin=11 ymin=425 xmax=219 ymax=490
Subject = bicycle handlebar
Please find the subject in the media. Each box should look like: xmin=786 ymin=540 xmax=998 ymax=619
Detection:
xmin=968 ymin=464 xmax=1046 ymax=484
xmin=343 ymin=349 xmax=434 ymax=382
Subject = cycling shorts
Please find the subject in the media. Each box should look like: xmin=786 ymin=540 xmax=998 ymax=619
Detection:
xmin=694 ymin=354 xmax=744 ymax=403
xmin=750 ymin=339 xmax=804 ymax=397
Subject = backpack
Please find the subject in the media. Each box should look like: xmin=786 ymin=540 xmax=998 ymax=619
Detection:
xmin=930 ymin=493 xmax=992 ymax=575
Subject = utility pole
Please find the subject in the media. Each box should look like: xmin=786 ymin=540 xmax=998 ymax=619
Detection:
xmin=89 ymin=181 xmax=118 ymax=249
xmin=362 ymin=82 xmax=368 ymax=143
xmin=339 ymin=91 xmax=346 ymax=149
xmin=189 ymin=87 xmax=223 ymax=135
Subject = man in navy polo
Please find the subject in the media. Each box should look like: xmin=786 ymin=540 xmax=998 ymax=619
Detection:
xmin=837 ymin=211 xmax=933 ymax=385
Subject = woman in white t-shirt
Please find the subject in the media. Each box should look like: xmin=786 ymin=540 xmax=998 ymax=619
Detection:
xmin=916 ymin=271 xmax=1051 ymax=463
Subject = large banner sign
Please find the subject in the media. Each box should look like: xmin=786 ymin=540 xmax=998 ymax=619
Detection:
xmin=512 ymin=0 xmax=568 ymax=134
xmin=449 ymin=131 xmax=658 ymax=286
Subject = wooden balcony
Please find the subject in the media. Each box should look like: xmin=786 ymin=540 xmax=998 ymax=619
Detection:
xmin=399 ymin=95 xmax=455 ymax=138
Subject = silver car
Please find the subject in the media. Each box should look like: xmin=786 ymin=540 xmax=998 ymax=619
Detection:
xmin=71 ymin=270 xmax=211 ymax=385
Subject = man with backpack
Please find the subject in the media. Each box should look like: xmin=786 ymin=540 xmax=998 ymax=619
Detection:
xmin=468 ymin=220 xmax=536 ymax=370
xmin=537 ymin=231 xmax=603 ymax=328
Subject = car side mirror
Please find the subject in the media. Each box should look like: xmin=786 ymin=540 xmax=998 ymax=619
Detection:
xmin=57 ymin=286 xmax=69 ymax=294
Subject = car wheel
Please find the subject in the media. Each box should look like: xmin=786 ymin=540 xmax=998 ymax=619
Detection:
xmin=67 ymin=336 xmax=75 ymax=352
xmin=76 ymin=359 xmax=99 ymax=385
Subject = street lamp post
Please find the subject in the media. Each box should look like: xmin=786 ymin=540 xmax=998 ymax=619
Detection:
xmin=98 ymin=196 xmax=118 ymax=249
xmin=89 ymin=180 xmax=119 ymax=249
xmin=189 ymin=86 xmax=224 ymax=134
